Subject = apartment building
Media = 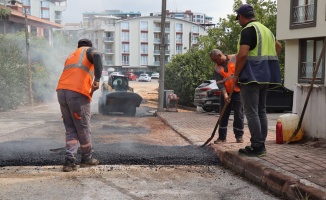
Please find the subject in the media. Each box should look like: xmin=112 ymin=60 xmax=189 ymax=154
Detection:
xmin=77 ymin=16 xmax=207 ymax=73
xmin=82 ymin=10 xmax=141 ymax=27
xmin=277 ymin=0 xmax=326 ymax=138
xmin=5 ymin=0 xmax=68 ymax=24
xmin=0 ymin=1 xmax=64 ymax=44
xmin=150 ymin=10 xmax=213 ymax=25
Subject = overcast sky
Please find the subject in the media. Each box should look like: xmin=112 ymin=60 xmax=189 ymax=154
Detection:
xmin=62 ymin=0 xmax=237 ymax=24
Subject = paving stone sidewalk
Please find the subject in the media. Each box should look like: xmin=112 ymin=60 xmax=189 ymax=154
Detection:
xmin=157 ymin=111 xmax=326 ymax=200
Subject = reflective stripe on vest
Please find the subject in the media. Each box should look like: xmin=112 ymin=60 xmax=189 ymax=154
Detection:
xmin=63 ymin=48 xmax=94 ymax=79
xmin=214 ymin=54 xmax=240 ymax=93
xmin=237 ymin=22 xmax=281 ymax=85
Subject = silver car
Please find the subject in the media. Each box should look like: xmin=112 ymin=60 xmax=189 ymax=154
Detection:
xmin=138 ymin=74 xmax=151 ymax=82
xmin=193 ymin=80 xmax=218 ymax=110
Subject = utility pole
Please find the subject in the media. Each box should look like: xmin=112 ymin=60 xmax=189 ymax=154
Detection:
xmin=189 ymin=32 xmax=192 ymax=50
xmin=24 ymin=7 xmax=33 ymax=106
xmin=158 ymin=0 xmax=166 ymax=112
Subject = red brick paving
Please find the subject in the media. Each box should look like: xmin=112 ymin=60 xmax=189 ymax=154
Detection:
xmin=158 ymin=111 xmax=326 ymax=200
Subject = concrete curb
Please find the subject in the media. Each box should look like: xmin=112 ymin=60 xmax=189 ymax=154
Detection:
xmin=210 ymin=145 xmax=326 ymax=200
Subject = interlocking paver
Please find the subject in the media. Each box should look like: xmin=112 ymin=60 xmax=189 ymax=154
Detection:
xmin=158 ymin=111 xmax=326 ymax=200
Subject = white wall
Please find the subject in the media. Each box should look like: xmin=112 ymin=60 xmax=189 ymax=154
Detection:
xmin=294 ymin=85 xmax=326 ymax=138
xmin=277 ymin=1 xmax=326 ymax=40
xmin=283 ymin=40 xmax=299 ymax=90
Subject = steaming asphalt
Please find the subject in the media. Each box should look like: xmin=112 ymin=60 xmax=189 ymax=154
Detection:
xmin=0 ymin=99 xmax=220 ymax=167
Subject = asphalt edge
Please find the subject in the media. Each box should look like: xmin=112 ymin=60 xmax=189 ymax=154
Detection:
xmin=210 ymin=145 xmax=326 ymax=200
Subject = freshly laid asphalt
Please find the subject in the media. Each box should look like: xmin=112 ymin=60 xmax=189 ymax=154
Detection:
xmin=157 ymin=111 xmax=326 ymax=200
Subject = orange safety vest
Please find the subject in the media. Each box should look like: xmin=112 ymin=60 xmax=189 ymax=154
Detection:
xmin=214 ymin=54 xmax=240 ymax=93
xmin=56 ymin=47 xmax=94 ymax=100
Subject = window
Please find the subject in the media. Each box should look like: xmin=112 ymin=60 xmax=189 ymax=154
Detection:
xmin=141 ymin=56 xmax=148 ymax=65
xmin=122 ymin=55 xmax=129 ymax=65
xmin=176 ymin=45 xmax=183 ymax=54
xmin=41 ymin=10 xmax=50 ymax=18
xmin=121 ymin=22 xmax=129 ymax=30
xmin=41 ymin=1 xmax=50 ymax=8
xmin=122 ymin=44 xmax=129 ymax=53
xmin=192 ymin=35 xmax=198 ymax=44
xmin=141 ymin=32 xmax=148 ymax=42
xmin=176 ymin=34 xmax=183 ymax=44
xmin=21 ymin=0 xmax=30 ymax=6
xmin=140 ymin=44 xmax=148 ymax=54
xmin=192 ymin=26 xmax=199 ymax=34
xmin=140 ymin=21 xmax=148 ymax=31
xmin=121 ymin=32 xmax=129 ymax=42
xmin=299 ymin=38 xmax=325 ymax=84
xmin=290 ymin=0 xmax=317 ymax=29
xmin=175 ymin=23 xmax=183 ymax=32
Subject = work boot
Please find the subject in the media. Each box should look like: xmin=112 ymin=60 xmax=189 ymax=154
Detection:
xmin=238 ymin=144 xmax=266 ymax=157
xmin=80 ymin=158 xmax=100 ymax=168
xmin=236 ymin=137 xmax=244 ymax=143
xmin=62 ymin=160 xmax=77 ymax=172
xmin=214 ymin=138 xmax=226 ymax=144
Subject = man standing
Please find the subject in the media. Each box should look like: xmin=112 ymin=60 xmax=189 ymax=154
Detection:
xmin=210 ymin=49 xmax=244 ymax=144
xmin=56 ymin=39 xmax=103 ymax=172
xmin=233 ymin=4 xmax=282 ymax=157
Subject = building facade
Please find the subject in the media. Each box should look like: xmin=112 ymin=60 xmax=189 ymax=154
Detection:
xmin=150 ymin=10 xmax=213 ymax=25
xmin=82 ymin=10 xmax=141 ymax=27
xmin=0 ymin=1 xmax=64 ymax=45
xmin=77 ymin=16 xmax=207 ymax=73
xmin=4 ymin=0 xmax=68 ymax=24
xmin=277 ymin=0 xmax=326 ymax=138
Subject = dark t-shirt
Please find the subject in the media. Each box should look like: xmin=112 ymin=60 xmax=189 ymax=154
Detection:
xmin=239 ymin=21 xmax=257 ymax=50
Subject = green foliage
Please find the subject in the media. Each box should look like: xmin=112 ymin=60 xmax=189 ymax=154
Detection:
xmin=165 ymin=48 xmax=212 ymax=106
xmin=0 ymin=7 xmax=11 ymax=20
xmin=165 ymin=0 xmax=283 ymax=107
xmin=0 ymin=34 xmax=28 ymax=110
xmin=0 ymin=31 xmax=75 ymax=110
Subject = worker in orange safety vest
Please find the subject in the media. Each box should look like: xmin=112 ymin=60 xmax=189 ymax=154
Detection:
xmin=56 ymin=39 xmax=103 ymax=172
xmin=210 ymin=49 xmax=244 ymax=144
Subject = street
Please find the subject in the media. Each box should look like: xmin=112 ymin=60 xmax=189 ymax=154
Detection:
xmin=0 ymin=79 xmax=280 ymax=200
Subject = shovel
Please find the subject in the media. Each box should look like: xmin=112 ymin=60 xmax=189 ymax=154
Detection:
xmin=201 ymin=85 xmax=235 ymax=147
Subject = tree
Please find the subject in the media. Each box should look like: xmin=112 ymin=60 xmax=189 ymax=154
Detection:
xmin=0 ymin=32 xmax=75 ymax=110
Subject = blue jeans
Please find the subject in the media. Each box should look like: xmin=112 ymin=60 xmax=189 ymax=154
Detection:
xmin=218 ymin=92 xmax=244 ymax=139
xmin=240 ymin=83 xmax=268 ymax=147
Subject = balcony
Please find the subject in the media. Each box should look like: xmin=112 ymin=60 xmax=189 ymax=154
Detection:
xmin=154 ymin=50 xmax=160 ymax=54
xmin=122 ymin=61 xmax=129 ymax=65
xmin=176 ymin=39 xmax=183 ymax=44
xmin=55 ymin=14 xmax=62 ymax=20
xmin=103 ymin=49 xmax=113 ymax=54
xmin=300 ymin=62 xmax=322 ymax=79
xmin=154 ymin=27 xmax=161 ymax=32
xmin=104 ymin=61 xmax=113 ymax=66
xmin=153 ymin=38 xmax=160 ymax=43
xmin=290 ymin=1 xmax=316 ymax=29
xmin=153 ymin=61 xmax=169 ymax=66
xmin=103 ymin=37 xmax=114 ymax=42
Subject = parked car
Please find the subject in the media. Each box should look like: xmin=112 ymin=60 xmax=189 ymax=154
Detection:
xmin=203 ymin=89 xmax=221 ymax=112
xmin=266 ymin=85 xmax=293 ymax=112
xmin=193 ymin=80 xmax=218 ymax=110
xmin=125 ymin=72 xmax=137 ymax=81
xmin=138 ymin=74 xmax=151 ymax=82
xmin=203 ymin=85 xmax=293 ymax=113
xmin=151 ymin=72 xmax=160 ymax=79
